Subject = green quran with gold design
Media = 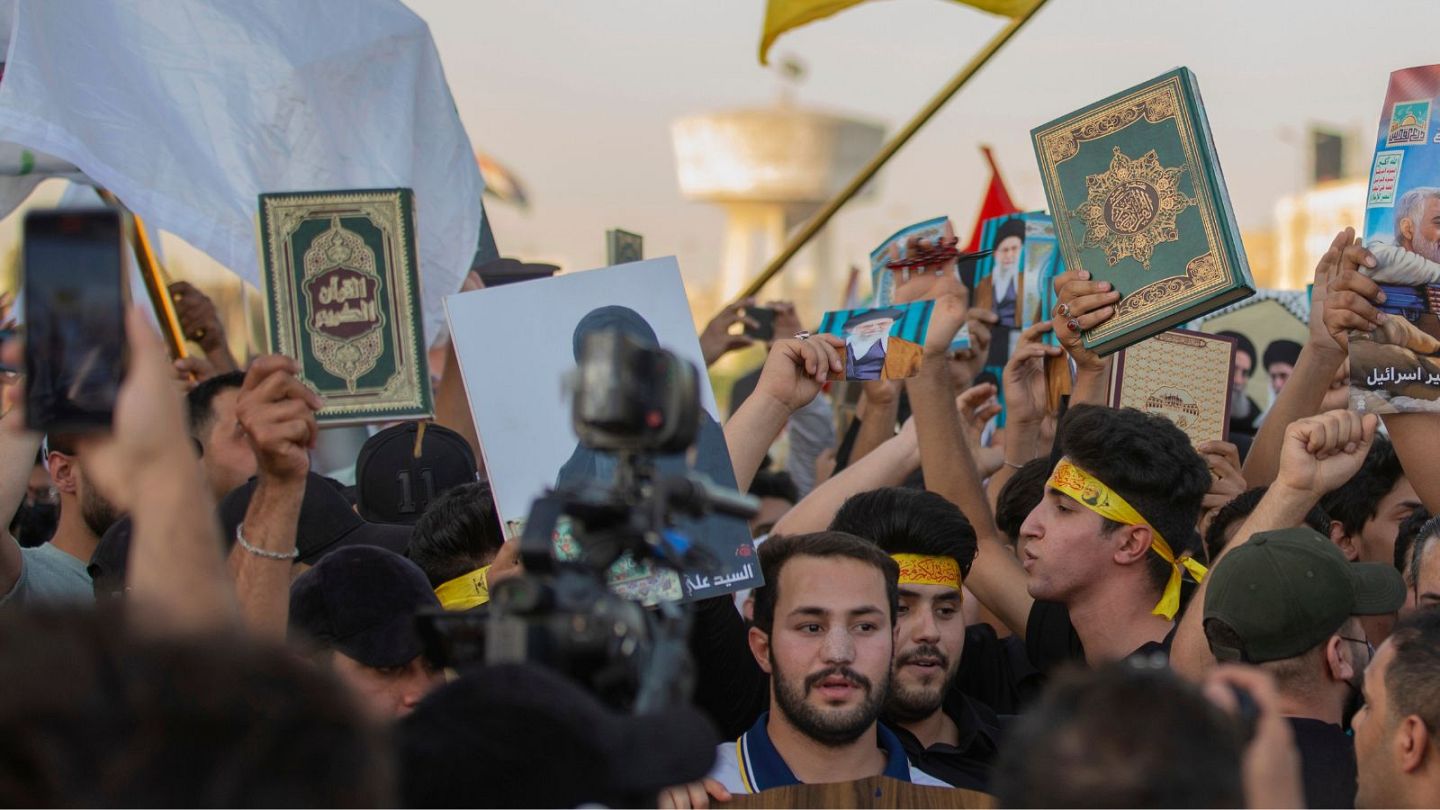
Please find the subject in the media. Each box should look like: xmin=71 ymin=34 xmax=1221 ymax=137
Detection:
xmin=1032 ymin=68 xmax=1254 ymax=356
xmin=258 ymin=189 xmax=433 ymax=425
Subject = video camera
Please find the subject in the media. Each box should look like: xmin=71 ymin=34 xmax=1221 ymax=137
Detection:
xmin=419 ymin=330 xmax=757 ymax=713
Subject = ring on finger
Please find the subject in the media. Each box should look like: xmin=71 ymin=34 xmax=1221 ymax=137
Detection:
xmin=1066 ymin=318 xmax=1081 ymax=333
xmin=1057 ymin=302 xmax=1071 ymax=318
xmin=793 ymin=331 xmax=810 ymax=340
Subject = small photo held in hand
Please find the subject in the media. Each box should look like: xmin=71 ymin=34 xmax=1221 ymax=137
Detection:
xmin=817 ymin=300 xmax=934 ymax=382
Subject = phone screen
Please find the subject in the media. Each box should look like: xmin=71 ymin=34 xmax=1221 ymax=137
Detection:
xmin=23 ymin=208 xmax=126 ymax=431
xmin=744 ymin=307 xmax=776 ymax=341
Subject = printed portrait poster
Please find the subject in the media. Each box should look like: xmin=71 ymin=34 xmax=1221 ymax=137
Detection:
xmin=445 ymin=257 xmax=760 ymax=602
xmin=817 ymin=300 xmax=934 ymax=382
xmin=1356 ymin=64 xmax=1440 ymax=412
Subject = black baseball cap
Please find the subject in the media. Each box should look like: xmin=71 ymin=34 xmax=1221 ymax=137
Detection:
xmin=289 ymin=545 xmax=439 ymax=669
xmin=1204 ymin=527 xmax=1405 ymax=663
xmin=218 ymin=472 xmax=411 ymax=565
xmin=354 ymin=422 xmax=477 ymax=526
xmin=397 ymin=663 xmax=718 ymax=807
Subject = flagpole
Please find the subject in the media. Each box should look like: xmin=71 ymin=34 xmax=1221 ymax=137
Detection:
xmin=738 ymin=0 xmax=1049 ymax=299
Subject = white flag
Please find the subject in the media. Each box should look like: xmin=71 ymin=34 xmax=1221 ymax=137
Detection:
xmin=0 ymin=0 xmax=483 ymax=344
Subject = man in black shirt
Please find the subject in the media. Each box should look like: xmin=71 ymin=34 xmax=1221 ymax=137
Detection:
xmin=1202 ymin=527 xmax=1405 ymax=808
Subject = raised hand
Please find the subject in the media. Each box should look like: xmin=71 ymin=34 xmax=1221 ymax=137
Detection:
xmin=698 ymin=297 xmax=758 ymax=366
xmin=1322 ymin=237 xmax=1385 ymax=352
xmin=1003 ymin=320 xmax=1064 ymax=428
xmin=1275 ymin=409 xmax=1378 ymax=497
xmin=236 ymin=355 xmax=324 ymax=484
xmin=922 ymin=293 xmax=971 ymax=357
xmin=752 ymin=334 xmax=845 ymax=412
xmin=1051 ymin=268 xmax=1116 ymax=373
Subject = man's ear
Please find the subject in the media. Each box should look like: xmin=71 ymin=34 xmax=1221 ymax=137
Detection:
xmin=48 ymin=453 xmax=79 ymax=496
xmin=1112 ymin=524 xmax=1154 ymax=567
xmin=1398 ymin=714 xmax=1431 ymax=774
xmin=748 ymin=626 xmax=772 ymax=675
xmin=1323 ymin=634 xmax=1355 ymax=684
xmin=1401 ymin=215 xmax=1417 ymax=245
xmin=1331 ymin=521 xmax=1360 ymax=561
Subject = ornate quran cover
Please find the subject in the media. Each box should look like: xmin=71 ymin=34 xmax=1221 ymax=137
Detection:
xmin=258 ymin=189 xmax=433 ymax=425
xmin=1352 ymin=65 xmax=1440 ymax=413
xmin=1032 ymin=68 xmax=1254 ymax=356
xmin=1110 ymin=328 xmax=1236 ymax=444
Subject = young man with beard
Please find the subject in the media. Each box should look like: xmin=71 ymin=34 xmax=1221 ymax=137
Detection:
xmin=669 ymin=532 xmax=946 ymax=806
xmin=828 ymin=487 xmax=999 ymax=790
xmin=0 ymin=424 xmax=122 ymax=606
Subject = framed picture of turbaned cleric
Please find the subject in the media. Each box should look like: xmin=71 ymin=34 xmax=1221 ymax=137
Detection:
xmin=258 ymin=188 xmax=433 ymax=425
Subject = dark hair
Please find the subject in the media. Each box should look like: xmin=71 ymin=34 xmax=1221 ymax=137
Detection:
xmin=1058 ymin=405 xmax=1210 ymax=596
xmin=1203 ymin=486 xmax=1332 ymax=564
xmin=829 ymin=488 xmax=977 ymax=577
xmin=185 ymin=371 xmax=246 ymax=437
xmin=1321 ymin=435 xmax=1405 ymax=539
xmin=408 ymin=481 xmax=505 ymax=588
xmin=749 ymin=469 xmax=799 ymax=505
xmin=1262 ymin=339 xmax=1301 ymax=369
xmin=995 ymin=457 xmax=1051 ymax=544
xmin=1218 ymin=330 xmax=1256 ymax=367
xmin=751 ymin=531 xmax=899 ymax=636
xmin=992 ymin=660 xmax=1244 ymax=808
xmin=0 ymin=608 xmax=390 ymax=806
xmin=1396 ymin=508 xmax=1433 ymax=575
xmin=1409 ymin=516 xmax=1440 ymax=591
xmin=1386 ymin=609 xmax=1440 ymax=735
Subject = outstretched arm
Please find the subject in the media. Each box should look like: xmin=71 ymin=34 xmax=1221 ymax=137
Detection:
xmin=1242 ymin=229 xmax=1357 ymax=486
xmin=1171 ymin=410 xmax=1377 ymax=681
xmin=81 ymin=309 xmax=240 ymax=636
xmin=724 ymin=336 xmax=844 ymax=494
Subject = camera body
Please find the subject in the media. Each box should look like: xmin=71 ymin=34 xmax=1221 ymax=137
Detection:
xmin=421 ymin=329 xmax=754 ymax=714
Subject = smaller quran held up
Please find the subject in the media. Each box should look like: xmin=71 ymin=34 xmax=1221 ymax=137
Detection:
xmin=258 ymin=189 xmax=433 ymax=425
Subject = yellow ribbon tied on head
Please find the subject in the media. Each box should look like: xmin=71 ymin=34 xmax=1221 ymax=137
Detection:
xmin=434 ymin=565 xmax=491 ymax=612
xmin=892 ymin=553 xmax=962 ymax=590
xmin=1046 ymin=458 xmax=1207 ymax=621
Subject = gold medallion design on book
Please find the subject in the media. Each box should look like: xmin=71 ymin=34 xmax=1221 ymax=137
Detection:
xmin=1076 ymin=147 xmax=1196 ymax=269
xmin=302 ymin=216 xmax=386 ymax=392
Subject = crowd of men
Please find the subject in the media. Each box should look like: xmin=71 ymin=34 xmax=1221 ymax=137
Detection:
xmin=1 ymin=225 xmax=1439 ymax=808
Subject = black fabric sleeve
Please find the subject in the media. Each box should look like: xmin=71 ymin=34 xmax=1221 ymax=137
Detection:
xmin=687 ymin=594 xmax=769 ymax=740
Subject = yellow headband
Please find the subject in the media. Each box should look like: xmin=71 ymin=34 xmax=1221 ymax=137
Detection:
xmin=434 ymin=565 xmax=492 ymax=612
xmin=1046 ymin=458 xmax=1207 ymax=621
xmin=892 ymin=553 xmax=962 ymax=590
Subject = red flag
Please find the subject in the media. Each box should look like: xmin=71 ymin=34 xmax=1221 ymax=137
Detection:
xmin=964 ymin=145 xmax=1019 ymax=252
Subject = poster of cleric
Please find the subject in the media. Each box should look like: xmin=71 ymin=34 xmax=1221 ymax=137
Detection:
xmin=445 ymin=257 xmax=760 ymax=602
xmin=1355 ymin=64 xmax=1440 ymax=412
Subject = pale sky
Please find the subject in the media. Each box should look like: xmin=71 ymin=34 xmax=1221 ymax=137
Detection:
xmin=411 ymin=0 xmax=1436 ymax=307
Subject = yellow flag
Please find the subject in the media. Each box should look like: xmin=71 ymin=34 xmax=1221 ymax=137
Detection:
xmin=760 ymin=0 xmax=1038 ymax=64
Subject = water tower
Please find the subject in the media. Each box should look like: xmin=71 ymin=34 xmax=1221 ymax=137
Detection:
xmin=671 ymin=65 xmax=884 ymax=316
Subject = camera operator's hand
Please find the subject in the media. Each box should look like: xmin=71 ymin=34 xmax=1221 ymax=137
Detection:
xmin=658 ymin=777 xmax=731 ymax=809
xmin=237 ymin=355 xmax=323 ymax=485
xmin=754 ymin=334 xmax=844 ymax=411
